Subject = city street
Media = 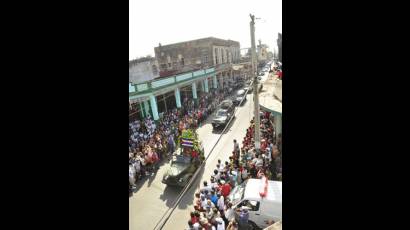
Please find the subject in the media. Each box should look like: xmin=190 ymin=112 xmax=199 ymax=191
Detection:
xmin=129 ymin=71 xmax=271 ymax=230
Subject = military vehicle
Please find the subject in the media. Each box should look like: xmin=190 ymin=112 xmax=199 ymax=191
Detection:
xmin=162 ymin=129 xmax=204 ymax=187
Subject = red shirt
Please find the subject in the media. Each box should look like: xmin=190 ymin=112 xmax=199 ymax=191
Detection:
xmin=221 ymin=184 xmax=231 ymax=197
xmin=191 ymin=150 xmax=198 ymax=158
xmin=191 ymin=216 xmax=198 ymax=224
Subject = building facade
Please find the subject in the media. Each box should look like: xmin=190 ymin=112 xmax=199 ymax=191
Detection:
xmin=129 ymin=57 xmax=159 ymax=84
xmin=154 ymin=37 xmax=240 ymax=77
xmin=129 ymin=37 xmax=242 ymax=121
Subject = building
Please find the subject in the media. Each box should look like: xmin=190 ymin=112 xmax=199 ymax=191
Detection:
xmin=154 ymin=37 xmax=240 ymax=76
xmin=129 ymin=37 xmax=242 ymax=121
xmin=257 ymin=40 xmax=269 ymax=62
xmin=277 ymin=33 xmax=282 ymax=62
xmin=129 ymin=57 xmax=159 ymax=84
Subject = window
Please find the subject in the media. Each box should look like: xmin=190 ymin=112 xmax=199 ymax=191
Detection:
xmin=161 ymin=64 xmax=167 ymax=69
xmin=168 ymin=63 xmax=171 ymax=68
xmin=152 ymin=65 xmax=158 ymax=75
xmin=180 ymin=58 xmax=184 ymax=66
xmin=205 ymin=55 xmax=208 ymax=64
xmin=238 ymin=200 xmax=260 ymax=211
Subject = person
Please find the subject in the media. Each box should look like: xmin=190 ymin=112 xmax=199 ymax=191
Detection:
xmin=202 ymin=181 xmax=213 ymax=194
xmin=226 ymin=219 xmax=238 ymax=230
xmin=207 ymin=199 xmax=216 ymax=209
xmin=217 ymin=193 xmax=225 ymax=212
xmin=242 ymin=167 xmax=248 ymax=181
xmin=193 ymin=222 xmax=201 ymax=230
xmin=213 ymin=170 xmax=221 ymax=181
xmin=233 ymin=139 xmax=240 ymax=155
xmin=220 ymin=181 xmax=231 ymax=198
xmin=237 ymin=207 xmax=249 ymax=228
xmin=191 ymin=211 xmax=199 ymax=224
xmin=215 ymin=217 xmax=225 ymax=230
xmin=129 ymin=163 xmax=136 ymax=188
xmin=200 ymin=195 xmax=208 ymax=210
xmin=205 ymin=205 xmax=214 ymax=220
xmin=186 ymin=220 xmax=194 ymax=230
xmin=168 ymin=134 xmax=175 ymax=155
xmin=210 ymin=190 xmax=218 ymax=206
xmin=224 ymin=203 xmax=235 ymax=225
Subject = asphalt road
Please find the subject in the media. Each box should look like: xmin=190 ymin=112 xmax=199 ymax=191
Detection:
xmin=129 ymin=71 xmax=270 ymax=230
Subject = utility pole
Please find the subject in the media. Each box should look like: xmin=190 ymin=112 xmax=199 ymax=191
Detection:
xmin=250 ymin=14 xmax=261 ymax=152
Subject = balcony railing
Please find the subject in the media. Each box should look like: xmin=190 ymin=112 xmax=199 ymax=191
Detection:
xmin=129 ymin=67 xmax=216 ymax=96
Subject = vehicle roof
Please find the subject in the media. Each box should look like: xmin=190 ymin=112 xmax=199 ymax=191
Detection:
xmin=217 ymin=109 xmax=228 ymax=112
xmin=243 ymin=179 xmax=282 ymax=202
xmin=237 ymin=89 xmax=245 ymax=94
xmin=221 ymin=99 xmax=233 ymax=104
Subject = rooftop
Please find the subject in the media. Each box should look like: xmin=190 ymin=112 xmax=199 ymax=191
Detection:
xmin=155 ymin=37 xmax=240 ymax=49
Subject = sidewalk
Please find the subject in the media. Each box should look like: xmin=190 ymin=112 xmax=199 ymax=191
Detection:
xmin=259 ymin=73 xmax=282 ymax=114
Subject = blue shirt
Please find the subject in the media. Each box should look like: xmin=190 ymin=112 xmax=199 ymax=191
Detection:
xmin=239 ymin=211 xmax=249 ymax=225
xmin=211 ymin=195 xmax=218 ymax=206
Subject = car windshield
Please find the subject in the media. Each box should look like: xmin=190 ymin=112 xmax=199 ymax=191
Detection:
xmin=230 ymin=180 xmax=247 ymax=205
xmin=217 ymin=110 xmax=227 ymax=116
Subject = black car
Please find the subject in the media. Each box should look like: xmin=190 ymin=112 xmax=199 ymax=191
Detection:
xmin=234 ymin=89 xmax=247 ymax=106
xmin=212 ymin=100 xmax=235 ymax=130
xmin=212 ymin=109 xmax=234 ymax=130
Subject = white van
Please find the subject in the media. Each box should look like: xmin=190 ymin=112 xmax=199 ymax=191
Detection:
xmin=228 ymin=178 xmax=282 ymax=229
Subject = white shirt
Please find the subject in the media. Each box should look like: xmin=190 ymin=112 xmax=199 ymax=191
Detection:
xmin=215 ymin=217 xmax=225 ymax=230
xmin=242 ymin=170 xmax=248 ymax=179
xmin=129 ymin=166 xmax=135 ymax=178
xmin=225 ymin=208 xmax=235 ymax=221
xmin=193 ymin=223 xmax=201 ymax=230
xmin=217 ymin=196 xmax=225 ymax=210
xmin=201 ymin=199 xmax=208 ymax=208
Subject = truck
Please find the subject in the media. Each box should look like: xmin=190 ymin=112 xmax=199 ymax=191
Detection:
xmin=228 ymin=178 xmax=282 ymax=229
xmin=162 ymin=129 xmax=204 ymax=187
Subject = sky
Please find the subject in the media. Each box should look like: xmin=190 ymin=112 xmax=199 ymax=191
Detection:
xmin=129 ymin=0 xmax=282 ymax=60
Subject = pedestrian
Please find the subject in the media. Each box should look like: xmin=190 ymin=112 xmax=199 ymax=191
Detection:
xmin=202 ymin=181 xmax=213 ymax=194
xmin=233 ymin=139 xmax=240 ymax=155
xmin=226 ymin=219 xmax=238 ymax=230
xmin=210 ymin=190 xmax=218 ymax=206
xmin=191 ymin=211 xmax=199 ymax=224
xmin=224 ymin=203 xmax=235 ymax=225
xmin=129 ymin=163 xmax=136 ymax=189
xmin=237 ymin=207 xmax=249 ymax=229
xmin=220 ymin=181 xmax=231 ymax=198
xmin=186 ymin=220 xmax=194 ymax=230
xmin=217 ymin=193 xmax=225 ymax=212
xmin=215 ymin=217 xmax=225 ymax=230
xmin=201 ymin=195 xmax=208 ymax=210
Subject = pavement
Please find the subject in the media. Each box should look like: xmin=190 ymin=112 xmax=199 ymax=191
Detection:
xmin=129 ymin=70 xmax=275 ymax=230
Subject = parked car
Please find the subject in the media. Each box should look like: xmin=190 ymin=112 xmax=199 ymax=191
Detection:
xmin=234 ymin=89 xmax=247 ymax=106
xmin=244 ymin=85 xmax=253 ymax=94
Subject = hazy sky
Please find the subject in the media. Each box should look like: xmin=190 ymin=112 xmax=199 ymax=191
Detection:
xmin=129 ymin=0 xmax=282 ymax=60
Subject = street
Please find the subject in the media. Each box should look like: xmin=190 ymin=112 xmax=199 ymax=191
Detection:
xmin=129 ymin=72 xmax=271 ymax=230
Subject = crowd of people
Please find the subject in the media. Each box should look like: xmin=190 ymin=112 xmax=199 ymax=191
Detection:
xmin=129 ymin=89 xmax=235 ymax=193
xmin=186 ymin=111 xmax=282 ymax=230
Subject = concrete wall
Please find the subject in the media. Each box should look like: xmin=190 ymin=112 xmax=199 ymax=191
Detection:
xmin=154 ymin=37 xmax=240 ymax=76
xmin=129 ymin=59 xmax=159 ymax=84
